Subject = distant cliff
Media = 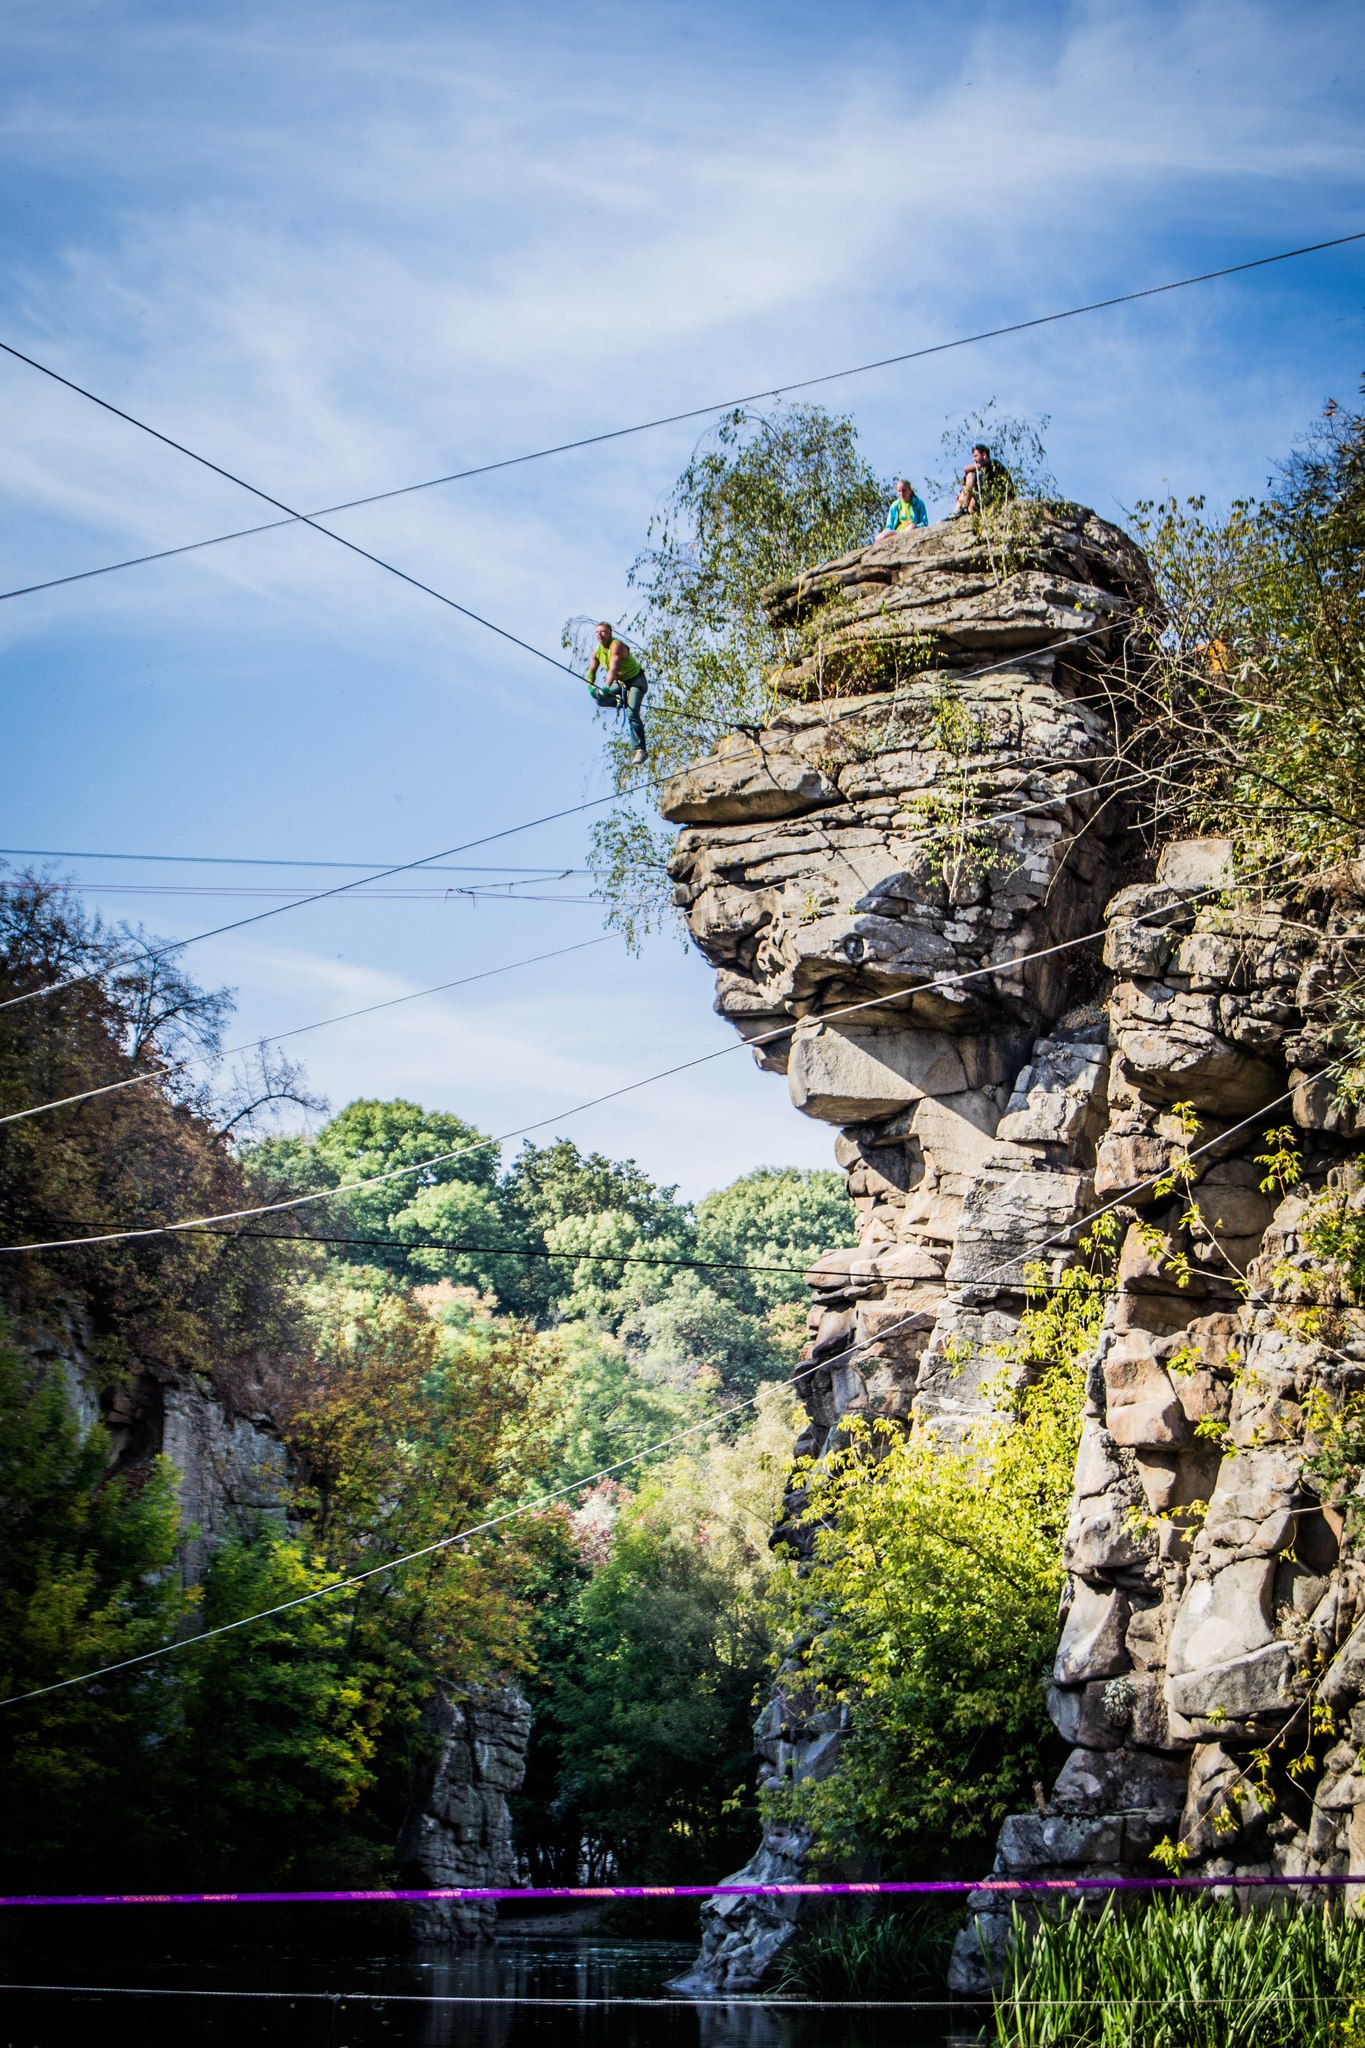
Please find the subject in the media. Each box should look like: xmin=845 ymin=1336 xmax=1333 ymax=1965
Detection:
xmin=660 ymin=509 xmax=1365 ymax=1992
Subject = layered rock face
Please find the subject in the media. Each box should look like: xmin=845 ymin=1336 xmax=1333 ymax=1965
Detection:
xmin=661 ymin=509 xmax=1364 ymax=1994
xmin=397 ymin=1686 xmax=532 ymax=1940
xmin=957 ymin=859 xmax=1365 ymax=1990
xmin=16 ymin=1301 xmax=533 ymax=1939
xmin=22 ymin=1296 xmax=289 ymax=1586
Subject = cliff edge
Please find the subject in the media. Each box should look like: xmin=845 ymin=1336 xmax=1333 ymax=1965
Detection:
xmin=661 ymin=508 xmax=1364 ymax=1994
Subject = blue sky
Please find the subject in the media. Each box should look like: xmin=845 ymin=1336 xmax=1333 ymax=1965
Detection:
xmin=3 ymin=0 xmax=1363 ymax=1198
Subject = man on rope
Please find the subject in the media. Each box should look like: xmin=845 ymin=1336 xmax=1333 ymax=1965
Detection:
xmin=585 ymin=622 xmax=648 ymax=763
xmin=883 ymin=476 xmax=928 ymax=533
xmin=953 ymin=442 xmax=1014 ymax=518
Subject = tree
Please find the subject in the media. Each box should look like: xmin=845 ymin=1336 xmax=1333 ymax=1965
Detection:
xmin=696 ymin=1166 xmax=856 ymax=1319
xmin=0 ymin=876 xmax=304 ymax=1394
xmin=583 ymin=403 xmax=886 ymax=944
xmin=171 ymin=1530 xmax=384 ymax=1885
xmin=0 ymin=1328 xmax=188 ymax=1888
xmin=1125 ymin=384 xmax=1365 ymax=873
xmin=515 ymin=1382 xmax=800 ymax=1883
xmin=621 ymin=1270 xmax=785 ymax=1401
xmin=767 ymin=1238 xmax=1112 ymax=1872
xmin=247 ymin=1097 xmax=509 ymax=1286
xmin=497 ymin=1138 xmax=694 ymax=1324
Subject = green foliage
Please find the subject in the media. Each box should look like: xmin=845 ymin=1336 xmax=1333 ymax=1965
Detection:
xmin=514 ymin=1381 xmax=800 ymax=1882
xmin=777 ymin=1902 xmax=961 ymax=1998
xmin=932 ymin=401 xmax=1057 ymax=504
xmin=287 ymin=1267 xmax=548 ymax=1698
xmin=0 ymin=1328 xmax=188 ymax=1885
xmin=621 ymin=1272 xmax=783 ymax=1401
xmin=0 ymin=875 xmax=304 ymax=1393
xmin=534 ymin=1318 xmax=707 ymax=1493
xmin=768 ymin=1226 xmax=1114 ymax=1868
xmin=993 ymin=1894 xmax=1365 ymax=2048
xmin=583 ymin=403 xmax=884 ymax=942
xmin=624 ymin=404 xmax=887 ymax=779
xmin=498 ymin=1136 xmax=693 ymax=1321
xmin=172 ymin=1530 xmax=381 ymax=1883
xmin=696 ymin=1165 xmax=856 ymax=1317
xmin=1129 ymin=384 xmax=1365 ymax=874
xmin=0 ymin=1326 xmax=389 ymax=1891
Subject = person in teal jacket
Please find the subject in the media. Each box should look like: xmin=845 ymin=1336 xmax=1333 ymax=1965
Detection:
xmin=884 ymin=477 xmax=928 ymax=533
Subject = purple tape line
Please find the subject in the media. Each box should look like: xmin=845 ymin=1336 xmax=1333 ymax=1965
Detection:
xmin=0 ymin=1875 xmax=1358 ymax=1909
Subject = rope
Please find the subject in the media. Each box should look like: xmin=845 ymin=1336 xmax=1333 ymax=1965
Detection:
xmin=0 ymin=795 xmax=619 ymax=1015
xmin=1 ymin=1872 xmax=1362 ymax=1909
xmin=2 ymin=1985 xmax=1363 ymax=2009
xmin=0 ymin=848 xmax=591 ymax=874
xmin=3 ymin=229 xmax=1360 ymax=611
xmin=0 ymin=1059 xmax=1311 ymax=1709
xmin=0 ymin=336 xmax=586 ymax=685
xmin=0 ymin=932 xmax=611 ymax=1127
xmin=0 ymin=850 xmax=1297 ymax=1252
xmin=179 ymin=1228 xmax=829 ymax=1283
xmin=0 ymin=605 xmax=1161 ymax=1022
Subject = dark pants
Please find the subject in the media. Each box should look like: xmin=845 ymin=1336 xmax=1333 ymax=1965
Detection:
xmin=590 ymin=678 xmax=648 ymax=752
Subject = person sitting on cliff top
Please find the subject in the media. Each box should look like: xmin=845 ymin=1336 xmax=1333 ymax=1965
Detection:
xmin=584 ymin=622 xmax=648 ymax=763
xmin=953 ymin=443 xmax=1014 ymax=518
xmin=883 ymin=477 xmax=928 ymax=534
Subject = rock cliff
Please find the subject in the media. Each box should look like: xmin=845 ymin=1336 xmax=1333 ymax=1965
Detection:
xmin=660 ymin=509 xmax=1365 ymax=1993
xmin=397 ymin=1685 xmax=532 ymax=1940
xmin=12 ymin=1299 xmax=530 ymax=1937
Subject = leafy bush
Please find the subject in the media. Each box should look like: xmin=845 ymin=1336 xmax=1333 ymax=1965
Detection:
xmin=766 ymin=1227 xmax=1113 ymax=1868
xmin=582 ymin=402 xmax=885 ymax=944
xmin=778 ymin=1902 xmax=960 ymax=1998
xmin=993 ymin=1894 xmax=1365 ymax=2048
xmin=1127 ymin=384 xmax=1365 ymax=873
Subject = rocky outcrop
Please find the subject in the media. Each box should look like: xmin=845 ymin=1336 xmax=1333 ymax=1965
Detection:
xmin=20 ymin=1295 xmax=289 ymax=1582
xmin=662 ymin=507 xmax=1365 ymax=1994
xmin=14 ymin=1299 xmax=534 ymax=1940
xmin=397 ymin=1686 xmax=532 ymax=1940
xmin=954 ymin=863 xmax=1365 ymax=1990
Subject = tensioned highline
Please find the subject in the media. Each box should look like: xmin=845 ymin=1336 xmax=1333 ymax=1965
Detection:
xmin=1 ymin=229 xmax=1361 ymax=610
xmin=0 ymin=738 xmax=1187 ymax=1126
xmin=0 ymin=853 xmax=1295 ymax=1253
xmin=0 ymin=1066 xmax=1320 ymax=1711
xmin=0 ymin=933 xmax=611 ymax=1127
xmin=0 ymin=610 xmax=1150 ymax=1016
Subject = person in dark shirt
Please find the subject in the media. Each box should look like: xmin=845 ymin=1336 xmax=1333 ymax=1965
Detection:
xmin=954 ymin=443 xmax=1014 ymax=518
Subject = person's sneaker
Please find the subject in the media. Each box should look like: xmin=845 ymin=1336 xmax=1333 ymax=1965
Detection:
xmin=631 ymin=746 xmax=647 ymax=764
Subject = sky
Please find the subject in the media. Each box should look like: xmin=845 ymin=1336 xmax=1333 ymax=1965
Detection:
xmin=3 ymin=0 xmax=1363 ymax=1199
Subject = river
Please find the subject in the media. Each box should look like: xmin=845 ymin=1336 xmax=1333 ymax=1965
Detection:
xmin=0 ymin=1916 xmax=988 ymax=2047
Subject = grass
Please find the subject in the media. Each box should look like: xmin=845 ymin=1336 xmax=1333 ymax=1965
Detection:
xmin=776 ymin=1901 xmax=961 ymax=1998
xmin=991 ymin=1894 xmax=1365 ymax=2048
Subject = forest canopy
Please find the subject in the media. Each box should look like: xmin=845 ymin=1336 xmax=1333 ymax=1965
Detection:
xmin=0 ymin=875 xmax=851 ymax=1891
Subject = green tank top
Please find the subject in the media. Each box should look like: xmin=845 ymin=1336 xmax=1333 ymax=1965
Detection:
xmin=604 ymin=640 xmax=643 ymax=683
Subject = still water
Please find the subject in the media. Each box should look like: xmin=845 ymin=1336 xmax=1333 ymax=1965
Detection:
xmin=0 ymin=1915 xmax=986 ymax=2048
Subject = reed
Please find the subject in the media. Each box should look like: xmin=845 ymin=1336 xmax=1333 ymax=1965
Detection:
xmin=777 ymin=1901 xmax=961 ymax=1998
xmin=991 ymin=1893 xmax=1365 ymax=2048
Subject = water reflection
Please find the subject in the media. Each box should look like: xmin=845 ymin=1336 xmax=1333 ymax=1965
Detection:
xmin=0 ymin=1929 xmax=983 ymax=2047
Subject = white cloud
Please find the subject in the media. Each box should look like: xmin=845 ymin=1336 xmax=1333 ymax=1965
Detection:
xmin=205 ymin=930 xmax=837 ymax=1199
xmin=5 ymin=0 xmax=1362 ymax=1199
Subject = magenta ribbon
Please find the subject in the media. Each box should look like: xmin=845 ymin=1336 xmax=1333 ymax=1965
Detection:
xmin=0 ymin=1875 xmax=1357 ymax=1908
